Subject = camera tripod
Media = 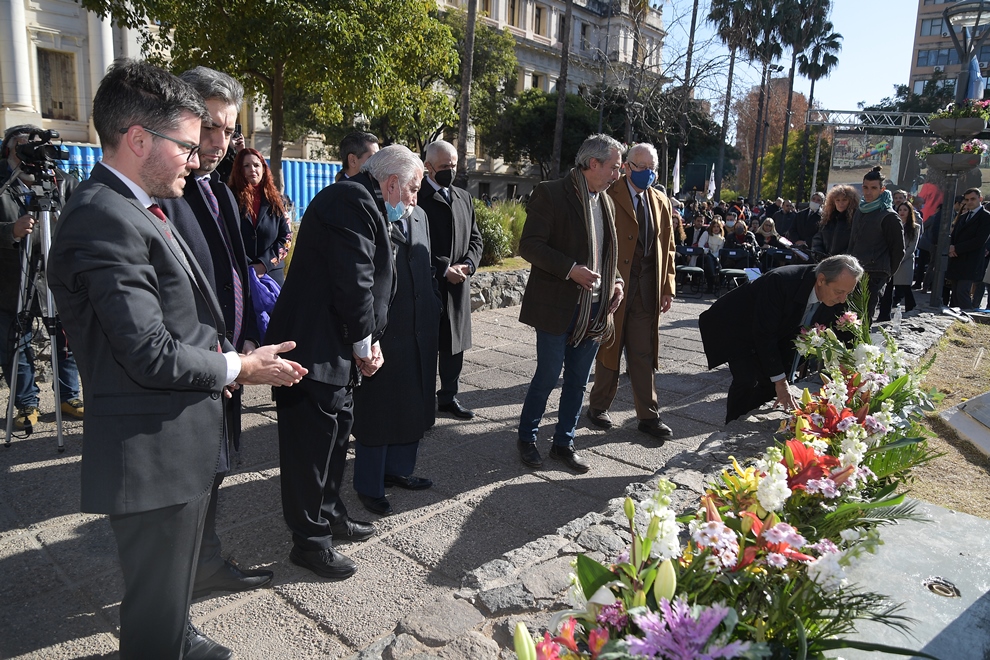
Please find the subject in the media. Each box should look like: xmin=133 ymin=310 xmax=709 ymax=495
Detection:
xmin=0 ymin=166 xmax=67 ymax=452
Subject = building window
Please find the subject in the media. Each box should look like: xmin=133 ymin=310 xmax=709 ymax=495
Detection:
xmin=914 ymin=80 xmax=927 ymax=95
xmin=531 ymin=73 xmax=542 ymax=90
xmin=558 ymin=15 xmax=566 ymax=43
xmin=478 ymin=182 xmax=491 ymax=197
xmin=534 ymin=6 xmax=543 ymax=35
xmin=38 ymin=49 xmax=78 ymax=121
xmin=917 ymin=48 xmax=961 ymax=67
xmin=507 ymin=183 xmax=518 ymax=199
xmin=481 ymin=0 xmax=491 ymax=15
xmin=920 ymin=18 xmax=950 ymax=37
xmin=580 ymin=23 xmax=590 ymax=50
xmin=508 ymin=0 xmax=519 ymax=26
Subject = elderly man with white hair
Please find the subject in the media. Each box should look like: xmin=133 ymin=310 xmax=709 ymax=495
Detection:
xmin=267 ymin=144 xmax=424 ymax=580
xmin=587 ymin=142 xmax=678 ymax=441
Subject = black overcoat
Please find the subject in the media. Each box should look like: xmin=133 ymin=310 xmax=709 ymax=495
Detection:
xmin=947 ymin=207 xmax=990 ymax=281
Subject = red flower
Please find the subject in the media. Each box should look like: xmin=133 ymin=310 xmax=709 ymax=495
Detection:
xmin=536 ymin=632 xmax=561 ymax=660
xmin=552 ymin=617 xmax=579 ymax=652
xmin=783 ymin=439 xmax=839 ymax=490
xmin=588 ymin=628 xmax=610 ymax=659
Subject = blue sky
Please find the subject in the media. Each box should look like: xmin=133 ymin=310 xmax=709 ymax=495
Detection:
xmin=664 ymin=0 xmax=918 ymax=113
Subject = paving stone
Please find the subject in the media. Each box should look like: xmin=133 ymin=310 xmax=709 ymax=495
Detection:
xmin=438 ymin=631 xmax=500 ymax=659
xmin=462 ymin=559 xmax=515 ymax=590
xmin=384 ymin=633 xmax=434 ymax=659
xmin=575 ymin=524 xmax=627 ymax=557
xmin=397 ymin=595 xmax=485 ymax=646
xmin=519 ymin=556 xmax=575 ymax=600
xmin=477 ymin=583 xmax=536 ymax=615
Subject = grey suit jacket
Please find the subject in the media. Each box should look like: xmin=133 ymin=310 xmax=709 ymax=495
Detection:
xmin=49 ymin=163 xmax=230 ymax=515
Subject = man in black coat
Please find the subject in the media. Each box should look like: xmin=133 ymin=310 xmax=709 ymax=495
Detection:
xmin=157 ymin=67 xmax=272 ymax=602
xmin=946 ymin=187 xmax=990 ymax=309
xmin=417 ymin=140 xmax=484 ymax=420
xmin=699 ymin=255 xmax=863 ymax=423
xmin=266 ymin=145 xmax=420 ymax=579
xmin=789 ymin=192 xmax=823 ymax=246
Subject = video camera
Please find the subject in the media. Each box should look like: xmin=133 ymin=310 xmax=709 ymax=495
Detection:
xmin=14 ymin=129 xmax=69 ymax=175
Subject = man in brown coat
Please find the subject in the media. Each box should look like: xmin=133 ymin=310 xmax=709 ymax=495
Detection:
xmin=588 ymin=143 xmax=677 ymax=441
xmin=516 ymin=134 xmax=625 ymax=473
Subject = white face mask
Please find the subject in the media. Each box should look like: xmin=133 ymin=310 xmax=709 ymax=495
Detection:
xmin=724 ymin=220 xmax=736 ymax=228
xmin=809 ymin=201 xmax=821 ymax=213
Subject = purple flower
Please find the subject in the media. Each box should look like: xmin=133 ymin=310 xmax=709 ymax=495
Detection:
xmin=597 ymin=601 xmax=629 ymax=631
xmin=626 ymin=598 xmax=750 ymax=659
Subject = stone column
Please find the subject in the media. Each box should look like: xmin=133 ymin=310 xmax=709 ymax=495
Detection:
xmin=0 ymin=0 xmax=40 ymax=126
xmin=87 ymin=10 xmax=114 ymax=142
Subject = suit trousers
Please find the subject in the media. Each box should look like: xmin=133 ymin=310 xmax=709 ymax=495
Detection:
xmin=194 ymin=472 xmax=227 ymax=584
xmin=589 ymin=262 xmax=660 ymax=420
xmin=109 ymin=487 xmax=211 ymax=660
xmin=275 ymin=378 xmax=353 ymax=550
xmin=353 ymin=440 xmax=420 ymax=499
xmin=725 ymin=351 xmax=778 ymax=424
xmin=437 ymin=317 xmax=463 ymax=405
xmin=864 ymin=271 xmax=888 ymax=322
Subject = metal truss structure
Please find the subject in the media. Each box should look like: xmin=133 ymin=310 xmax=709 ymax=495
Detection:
xmin=804 ymin=109 xmax=933 ymax=134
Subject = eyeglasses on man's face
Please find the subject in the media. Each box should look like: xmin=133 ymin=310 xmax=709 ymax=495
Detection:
xmin=119 ymin=126 xmax=201 ymax=162
xmin=627 ymin=160 xmax=656 ymax=172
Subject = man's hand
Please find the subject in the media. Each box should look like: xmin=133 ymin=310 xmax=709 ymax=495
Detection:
xmin=949 ymin=244 xmax=958 ymax=258
xmin=568 ymin=265 xmax=601 ymax=291
xmin=230 ymin=134 xmax=245 ymax=153
xmin=445 ymin=264 xmax=469 ymax=284
xmin=236 ymin=341 xmax=307 ymax=386
xmin=252 ymin=263 xmax=266 ymax=278
xmin=607 ymin=282 xmax=624 ymax=314
xmin=354 ymin=342 xmax=384 ymax=377
xmin=660 ymin=294 xmax=673 ymax=314
xmin=773 ymin=379 xmax=798 ymax=412
xmin=13 ymin=214 xmax=34 ymax=240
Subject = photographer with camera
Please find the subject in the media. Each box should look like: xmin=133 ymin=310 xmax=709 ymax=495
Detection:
xmin=0 ymin=125 xmax=83 ymax=430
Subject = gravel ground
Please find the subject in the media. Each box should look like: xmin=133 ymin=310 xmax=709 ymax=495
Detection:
xmin=909 ymin=319 xmax=990 ymax=519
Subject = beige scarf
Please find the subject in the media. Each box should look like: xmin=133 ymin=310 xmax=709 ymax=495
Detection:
xmin=569 ymin=168 xmax=617 ymax=347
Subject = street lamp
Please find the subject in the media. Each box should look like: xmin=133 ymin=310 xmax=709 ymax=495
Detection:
xmin=756 ymin=64 xmax=784 ymax=202
xmin=944 ymin=1 xmax=990 ymax=103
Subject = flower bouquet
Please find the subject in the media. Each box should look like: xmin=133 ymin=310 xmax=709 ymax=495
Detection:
xmin=928 ymin=100 xmax=990 ymax=140
xmin=916 ymin=138 xmax=987 ymax=160
xmin=929 ymin=99 xmax=990 ymax=122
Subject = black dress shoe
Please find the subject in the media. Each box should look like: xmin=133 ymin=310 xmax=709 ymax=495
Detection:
xmin=358 ymin=493 xmax=394 ymax=516
xmin=548 ymin=444 xmax=590 ymax=473
xmin=289 ymin=545 xmax=357 ymax=580
xmin=437 ymin=398 xmax=475 ymax=419
xmin=638 ymin=418 xmax=673 ymax=440
xmin=517 ymin=441 xmax=543 ymax=469
xmin=330 ymin=517 xmax=376 ymax=542
xmin=185 ymin=622 xmax=233 ymax=660
xmin=192 ymin=559 xmax=273 ymax=599
xmin=384 ymin=474 xmax=433 ymax=490
xmin=587 ymin=407 xmax=613 ymax=429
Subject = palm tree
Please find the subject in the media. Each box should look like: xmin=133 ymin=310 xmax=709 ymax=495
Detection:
xmin=708 ymin=0 xmax=755 ymax=198
xmin=795 ymin=25 xmax=842 ymax=202
xmin=745 ymin=0 xmax=784 ymax=202
xmin=774 ymin=0 xmax=831 ymax=199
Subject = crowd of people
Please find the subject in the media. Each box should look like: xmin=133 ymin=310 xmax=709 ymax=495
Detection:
xmin=4 ymin=56 xmax=990 ymax=660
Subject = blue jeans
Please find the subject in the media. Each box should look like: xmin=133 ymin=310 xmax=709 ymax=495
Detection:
xmin=518 ymin=310 xmax=601 ymax=447
xmin=0 ymin=311 xmax=81 ymax=408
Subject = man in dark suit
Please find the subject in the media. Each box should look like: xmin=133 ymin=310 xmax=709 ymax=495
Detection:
xmin=788 ymin=191 xmax=823 ymax=246
xmin=418 ymin=140 xmax=484 ymax=420
xmin=47 ymin=59 xmax=305 ymax=660
xmin=946 ymin=187 xmax=990 ymax=309
xmin=588 ymin=143 xmax=677 ymax=441
xmin=699 ymin=254 xmax=863 ymax=423
xmin=516 ymin=134 xmax=625 ymax=473
xmin=266 ymin=145 xmax=420 ymax=578
xmin=157 ymin=67 xmax=273 ymax=602
xmin=334 ymin=131 xmax=380 ymax=182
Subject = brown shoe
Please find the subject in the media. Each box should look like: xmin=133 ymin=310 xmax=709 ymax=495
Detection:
xmin=638 ymin=418 xmax=673 ymax=440
xmin=586 ymin=407 xmax=613 ymax=429
xmin=14 ymin=406 xmax=39 ymax=430
xmin=60 ymin=398 xmax=85 ymax=419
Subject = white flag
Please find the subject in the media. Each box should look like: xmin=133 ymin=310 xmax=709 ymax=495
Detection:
xmin=672 ymin=149 xmax=681 ymax=196
xmin=707 ymin=164 xmax=716 ymax=200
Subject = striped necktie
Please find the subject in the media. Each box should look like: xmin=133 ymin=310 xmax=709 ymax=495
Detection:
xmin=198 ymin=178 xmax=243 ymax=347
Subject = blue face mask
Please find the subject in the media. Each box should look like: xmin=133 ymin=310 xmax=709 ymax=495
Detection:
xmin=386 ymin=200 xmax=405 ymax=222
xmin=629 ymin=168 xmax=657 ymax=191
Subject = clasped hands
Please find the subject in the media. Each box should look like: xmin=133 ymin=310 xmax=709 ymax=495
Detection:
xmin=228 ymin=341 xmax=307 ymax=396
xmin=445 ymin=263 xmax=470 ymax=284
xmin=354 ymin=342 xmax=383 ymax=378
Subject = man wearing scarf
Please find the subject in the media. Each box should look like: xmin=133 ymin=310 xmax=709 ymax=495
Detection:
xmin=847 ymin=166 xmax=904 ymax=321
xmin=516 ymin=134 xmax=625 ymax=473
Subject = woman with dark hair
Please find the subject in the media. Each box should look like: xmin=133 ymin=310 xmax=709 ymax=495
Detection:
xmin=891 ymin=201 xmax=920 ymax=312
xmin=812 ymin=185 xmax=857 ymax=258
xmin=846 ymin=166 xmax=905 ymax=321
xmin=229 ymin=148 xmax=292 ymax=285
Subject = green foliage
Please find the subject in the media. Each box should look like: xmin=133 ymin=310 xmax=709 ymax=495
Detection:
xmin=862 ymin=72 xmax=955 ymax=114
xmin=494 ymin=200 xmax=527 ymax=255
xmin=473 ymin=199 xmax=512 ymax=266
xmin=759 ymin=129 xmax=833 ymax=200
xmin=486 ymin=89 xmax=601 ymax=180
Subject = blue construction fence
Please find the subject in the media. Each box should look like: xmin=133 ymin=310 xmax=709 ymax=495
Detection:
xmin=63 ymin=144 xmax=342 ymax=220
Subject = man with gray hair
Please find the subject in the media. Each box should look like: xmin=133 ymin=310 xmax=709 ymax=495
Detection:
xmin=157 ymin=66 xmax=275 ymax=604
xmin=418 ymin=139 xmax=483 ymax=420
xmin=266 ymin=144 xmax=422 ymax=578
xmin=516 ymin=134 xmax=625 ymax=473
xmin=588 ymin=142 xmax=677 ymax=441
xmin=699 ymin=254 xmax=863 ymax=423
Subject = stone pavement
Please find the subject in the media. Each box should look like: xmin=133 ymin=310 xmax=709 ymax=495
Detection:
xmin=0 ymin=301 xmax=956 ymax=659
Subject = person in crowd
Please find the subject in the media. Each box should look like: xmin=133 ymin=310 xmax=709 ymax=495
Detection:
xmin=892 ymin=189 xmax=922 ymax=226
xmin=266 ymin=146 xmax=420 ymax=580
xmin=0 ymin=125 xmax=84 ymax=430
xmin=334 ymin=131 xmax=380 ymax=182
xmin=755 ymin=217 xmax=779 ymax=248
xmin=813 ymin=185 xmax=857 ymax=259
xmin=763 ymin=197 xmax=782 ymax=222
xmin=944 ymin=187 xmax=990 ymax=310
xmin=699 ymin=255 xmax=863 ymax=423
xmin=686 ymin=213 xmax=708 ymax=247
xmin=789 ymin=192 xmax=823 ymax=246
xmin=516 ymin=134 xmax=624 ymax=473
xmin=969 ymin=231 xmax=990 ymax=309
xmin=417 ymin=140 xmax=484 ymax=421
xmin=887 ymin=201 xmax=920 ymax=314
xmin=352 ymin=166 xmax=441 ymax=517
xmin=213 ymin=125 xmax=244 ymax=184
xmin=773 ymin=199 xmax=797 ymax=237
xmin=229 ymin=148 xmax=292 ymax=285
xmin=587 ymin=143 xmax=677 ymax=442
xmin=919 ymin=195 xmax=961 ymax=293
xmin=722 ymin=213 xmax=760 ymax=269
xmin=697 ymin=218 xmax=725 ymax=292
xmin=158 ymin=67 xmax=277 ymax=608
xmin=749 ymin=216 xmax=761 ymax=233
xmin=48 ymin=58 xmax=306 ymax=660
xmin=916 ymin=174 xmax=944 ymax=225
xmin=847 ymin=167 xmax=904 ymax=321
xmin=671 ymin=211 xmax=688 ymax=247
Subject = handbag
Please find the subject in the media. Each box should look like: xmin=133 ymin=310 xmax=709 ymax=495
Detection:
xmin=248 ymin=272 xmax=281 ymax=342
